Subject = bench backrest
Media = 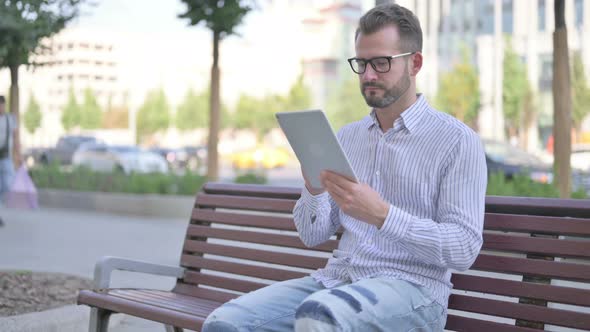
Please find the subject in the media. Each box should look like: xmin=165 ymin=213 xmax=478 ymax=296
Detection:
xmin=173 ymin=183 xmax=590 ymax=332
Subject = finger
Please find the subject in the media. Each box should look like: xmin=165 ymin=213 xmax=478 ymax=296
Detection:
xmin=323 ymin=178 xmax=349 ymax=202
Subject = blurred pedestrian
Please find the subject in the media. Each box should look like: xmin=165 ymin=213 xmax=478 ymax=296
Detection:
xmin=0 ymin=95 xmax=19 ymax=226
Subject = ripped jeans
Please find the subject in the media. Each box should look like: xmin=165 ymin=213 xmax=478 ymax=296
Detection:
xmin=202 ymin=276 xmax=446 ymax=332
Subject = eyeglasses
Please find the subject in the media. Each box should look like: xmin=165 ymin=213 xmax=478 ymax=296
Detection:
xmin=347 ymin=52 xmax=416 ymax=74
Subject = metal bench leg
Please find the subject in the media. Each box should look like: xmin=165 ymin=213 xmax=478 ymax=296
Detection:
xmin=89 ymin=308 xmax=112 ymax=332
xmin=165 ymin=325 xmax=184 ymax=332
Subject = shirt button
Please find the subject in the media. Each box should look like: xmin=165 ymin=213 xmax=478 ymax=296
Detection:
xmin=366 ymin=239 xmax=373 ymax=245
xmin=375 ymin=170 xmax=380 ymax=176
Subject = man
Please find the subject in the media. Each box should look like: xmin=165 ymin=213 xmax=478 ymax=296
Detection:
xmin=203 ymin=4 xmax=487 ymax=331
xmin=0 ymin=95 xmax=18 ymax=226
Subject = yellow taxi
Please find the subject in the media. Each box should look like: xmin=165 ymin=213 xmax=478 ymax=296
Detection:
xmin=231 ymin=146 xmax=292 ymax=170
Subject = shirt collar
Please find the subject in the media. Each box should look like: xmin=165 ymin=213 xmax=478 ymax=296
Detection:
xmin=364 ymin=94 xmax=428 ymax=134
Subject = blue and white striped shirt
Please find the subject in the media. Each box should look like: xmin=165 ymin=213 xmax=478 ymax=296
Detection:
xmin=293 ymin=94 xmax=488 ymax=308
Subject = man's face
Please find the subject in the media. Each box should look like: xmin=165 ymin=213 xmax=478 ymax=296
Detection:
xmin=354 ymin=25 xmax=412 ymax=109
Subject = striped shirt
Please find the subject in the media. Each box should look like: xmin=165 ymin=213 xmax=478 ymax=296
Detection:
xmin=293 ymin=94 xmax=488 ymax=308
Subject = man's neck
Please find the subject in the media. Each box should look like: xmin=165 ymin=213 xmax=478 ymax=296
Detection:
xmin=375 ymin=92 xmax=418 ymax=132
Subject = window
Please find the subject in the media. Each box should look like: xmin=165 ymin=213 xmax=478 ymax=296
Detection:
xmin=539 ymin=0 xmax=546 ymax=31
xmin=477 ymin=0 xmax=494 ymax=34
xmin=539 ymin=53 xmax=552 ymax=91
xmin=575 ymin=0 xmax=584 ymax=29
xmin=502 ymin=0 xmax=513 ymax=34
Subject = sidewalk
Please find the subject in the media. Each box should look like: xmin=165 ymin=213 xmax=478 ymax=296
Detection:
xmin=0 ymin=206 xmax=191 ymax=331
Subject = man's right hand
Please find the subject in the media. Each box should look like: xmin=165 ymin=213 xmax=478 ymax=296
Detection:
xmin=302 ymin=171 xmax=325 ymax=195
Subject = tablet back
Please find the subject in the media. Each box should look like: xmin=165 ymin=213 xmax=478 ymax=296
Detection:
xmin=275 ymin=110 xmax=358 ymax=188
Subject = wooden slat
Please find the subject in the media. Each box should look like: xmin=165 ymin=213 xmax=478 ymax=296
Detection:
xmin=482 ymin=233 xmax=590 ymax=259
xmin=449 ymin=294 xmax=590 ymax=330
xmin=192 ymin=209 xmax=297 ymax=231
xmin=195 ymin=193 xmax=295 ymax=213
xmin=486 ymin=196 xmax=590 ymax=218
xmin=173 ymin=283 xmax=239 ymax=303
xmin=181 ymin=255 xmax=307 ymax=281
xmin=203 ymin=182 xmax=302 ymax=200
xmin=445 ymin=314 xmax=541 ymax=332
xmin=186 ymin=224 xmax=338 ymax=252
xmin=471 ymin=254 xmax=590 ymax=282
xmin=108 ymin=290 xmax=215 ymax=316
xmin=183 ymin=271 xmax=267 ymax=293
xmin=484 ymin=213 xmax=590 ymax=236
xmin=183 ymin=240 xmax=327 ymax=270
xmin=78 ymin=289 xmax=211 ymax=330
xmin=451 ymin=274 xmax=590 ymax=306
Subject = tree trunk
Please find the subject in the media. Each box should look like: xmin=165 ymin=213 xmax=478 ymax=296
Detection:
xmin=552 ymin=0 xmax=572 ymax=198
xmin=9 ymin=64 xmax=21 ymax=168
xmin=207 ymin=30 xmax=221 ymax=181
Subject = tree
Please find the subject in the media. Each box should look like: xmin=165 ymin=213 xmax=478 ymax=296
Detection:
xmin=233 ymin=93 xmax=283 ymax=140
xmin=283 ymin=73 xmax=312 ymax=112
xmin=80 ymin=88 xmax=102 ymax=129
xmin=435 ymin=50 xmax=480 ymax=127
xmin=23 ymin=93 xmax=42 ymax=134
xmin=102 ymin=96 xmax=129 ymax=129
xmin=325 ymin=77 xmax=368 ymax=130
xmin=179 ymin=0 xmax=254 ymax=180
xmin=552 ymin=0 xmax=572 ymax=198
xmin=572 ymin=52 xmax=590 ymax=136
xmin=0 ymin=0 xmax=84 ymax=165
xmin=503 ymin=39 xmax=532 ymax=142
xmin=176 ymin=88 xmax=209 ymax=131
xmin=136 ymin=89 xmax=171 ymax=143
xmin=61 ymin=88 xmax=81 ymax=131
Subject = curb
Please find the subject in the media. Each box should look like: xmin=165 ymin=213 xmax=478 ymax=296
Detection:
xmin=0 ymin=304 xmax=123 ymax=332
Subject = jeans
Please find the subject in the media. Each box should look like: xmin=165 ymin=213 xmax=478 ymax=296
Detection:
xmin=0 ymin=158 xmax=14 ymax=202
xmin=202 ymin=276 xmax=446 ymax=332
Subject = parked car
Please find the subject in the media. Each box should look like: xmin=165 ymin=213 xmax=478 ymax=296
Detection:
xmin=25 ymin=135 xmax=100 ymax=167
xmin=183 ymin=145 xmax=207 ymax=171
xmin=483 ymin=139 xmax=553 ymax=183
xmin=149 ymin=147 xmax=189 ymax=172
xmin=484 ymin=139 xmax=590 ymax=194
xmin=231 ymin=146 xmax=292 ymax=170
xmin=73 ymin=144 xmax=168 ymax=174
xmin=572 ymin=144 xmax=590 ymax=171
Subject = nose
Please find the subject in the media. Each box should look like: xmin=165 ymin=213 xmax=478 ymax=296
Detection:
xmin=361 ymin=64 xmax=378 ymax=82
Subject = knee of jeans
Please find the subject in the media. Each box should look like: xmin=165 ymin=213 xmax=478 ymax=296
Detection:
xmin=202 ymin=320 xmax=239 ymax=332
xmin=295 ymin=300 xmax=340 ymax=328
xmin=202 ymin=307 xmax=240 ymax=332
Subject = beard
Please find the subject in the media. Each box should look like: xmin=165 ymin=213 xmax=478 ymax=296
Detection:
xmin=361 ymin=67 xmax=411 ymax=108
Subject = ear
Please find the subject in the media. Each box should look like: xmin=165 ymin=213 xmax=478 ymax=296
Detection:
xmin=410 ymin=52 xmax=423 ymax=76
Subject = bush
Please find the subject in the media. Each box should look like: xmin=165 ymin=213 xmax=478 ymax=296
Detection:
xmin=234 ymin=172 xmax=268 ymax=184
xmin=486 ymin=172 xmax=588 ymax=199
xmin=29 ymin=165 xmax=208 ymax=196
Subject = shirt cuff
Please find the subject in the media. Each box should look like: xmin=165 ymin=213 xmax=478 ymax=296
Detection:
xmin=301 ymin=186 xmax=329 ymax=211
xmin=378 ymin=204 xmax=413 ymax=242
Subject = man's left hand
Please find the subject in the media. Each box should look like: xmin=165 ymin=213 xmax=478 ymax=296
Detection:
xmin=320 ymin=170 xmax=390 ymax=229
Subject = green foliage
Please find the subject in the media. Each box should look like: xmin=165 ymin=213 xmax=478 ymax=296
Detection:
xmin=502 ymin=39 xmax=531 ymax=133
xmin=233 ymin=93 xmax=283 ymax=139
xmin=0 ymin=0 xmax=83 ymax=69
xmin=176 ymin=88 xmax=209 ymax=131
xmin=572 ymin=52 xmax=590 ymax=131
xmin=29 ymin=164 xmax=208 ymax=195
xmin=178 ymin=0 xmax=253 ymax=38
xmin=487 ymin=172 xmax=587 ymax=199
xmin=136 ymin=88 xmax=171 ymax=142
xmin=80 ymin=88 xmax=102 ymax=129
xmin=23 ymin=93 xmax=41 ymax=134
xmin=234 ymin=172 xmax=268 ymax=184
xmin=435 ymin=49 xmax=480 ymax=126
xmin=325 ymin=76 xmax=369 ymax=130
xmin=61 ymin=88 xmax=81 ymax=131
xmin=283 ymin=73 xmax=312 ymax=111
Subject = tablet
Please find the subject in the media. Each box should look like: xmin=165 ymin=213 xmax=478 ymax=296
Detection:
xmin=275 ymin=110 xmax=359 ymax=188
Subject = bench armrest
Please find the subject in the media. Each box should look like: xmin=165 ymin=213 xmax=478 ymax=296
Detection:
xmin=93 ymin=256 xmax=186 ymax=289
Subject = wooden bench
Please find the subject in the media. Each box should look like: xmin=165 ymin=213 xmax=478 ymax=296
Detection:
xmin=77 ymin=182 xmax=590 ymax=332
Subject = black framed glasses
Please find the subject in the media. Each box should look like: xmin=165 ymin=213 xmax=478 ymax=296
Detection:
xmin=347 ymin=52 xmax=416 ymax=74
